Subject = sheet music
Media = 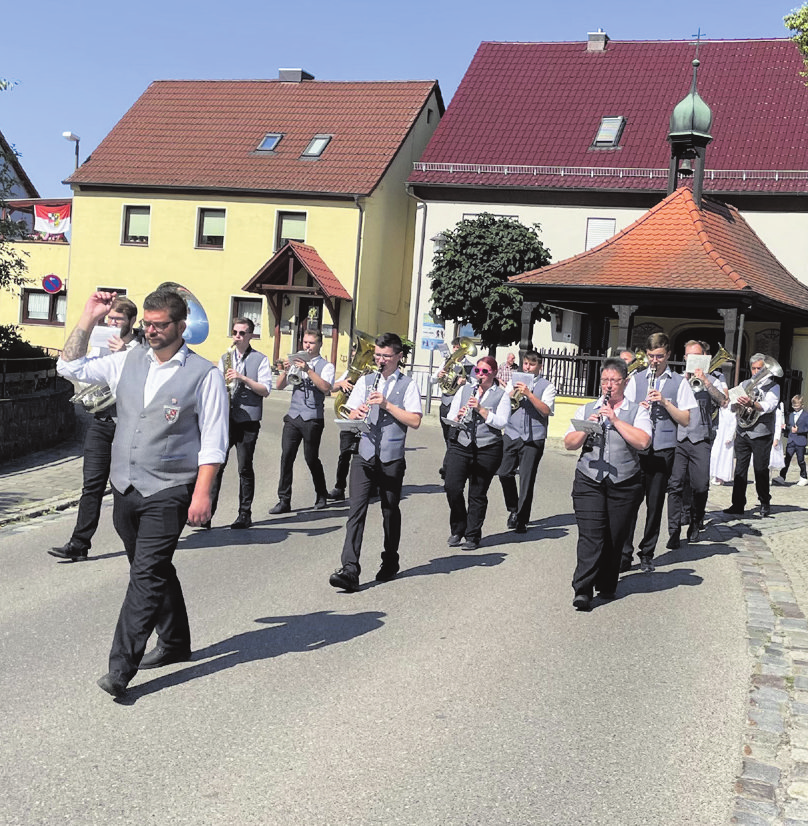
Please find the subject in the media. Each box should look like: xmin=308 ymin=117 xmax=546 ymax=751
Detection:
xmin=571 ymin=418 xmax=602 ymax=435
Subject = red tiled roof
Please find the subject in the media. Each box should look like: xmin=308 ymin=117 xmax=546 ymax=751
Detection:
xmin=68 ymin=80 xmax=440 ymax=196
xmin=510 ymin=186 xmax=808 ymax=312
xmin=409 ymin=39 xmax=808 ymax=194
xmin=243 ymin=241 xmax=351 ymax=301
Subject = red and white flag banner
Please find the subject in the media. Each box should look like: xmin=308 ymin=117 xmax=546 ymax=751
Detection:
xmin=34 ymin=204 xmax=71 ymax=235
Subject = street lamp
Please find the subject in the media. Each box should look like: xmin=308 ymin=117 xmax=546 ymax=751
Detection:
xmin=62 ymin=131 xmax=80 ymax=170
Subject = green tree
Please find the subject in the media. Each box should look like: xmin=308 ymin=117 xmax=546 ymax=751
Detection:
xmin=429 ymin=213 xmax=551 ymax=351
xmin=785 ymin=4 xmax=808 ymax=78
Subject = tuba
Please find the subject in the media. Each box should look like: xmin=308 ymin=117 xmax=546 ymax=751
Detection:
xmin=690 ymin=344 xmax=733 ymax=392
xmin=735 ymin=355 xmax=783 ymax=429
xmin=334 ymin=331 xmax=377 ymax=418
xmin=626 ymin=350 xmax=647 ymax=375
xmin=437 ymin=337 xmax=477 ymax=395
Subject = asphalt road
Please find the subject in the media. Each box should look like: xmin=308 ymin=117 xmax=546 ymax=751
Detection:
xmin=0 ymin=396 xmax=748 ymax=825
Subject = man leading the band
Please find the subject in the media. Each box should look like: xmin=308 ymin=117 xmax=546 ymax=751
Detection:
xmin=724 ymin=353 xmax=781 ymax=518
xmin=665 ymin=340 xmax=728 ymax=548
xmin=497 ymin=350 xmax=556 ymax=534
xmin=209 ymin=317 xmax=272 ymax=529
xmin=50 ymin=296 xmax=139 ymax=562
xmin=623 ymin=332 xmax=697 ymax=572
xmin=565 ymin=358 xmax=651 ymax=611
xmin=57 ymin=289 xmax=228 ymax=698
xmin=329 ymin=333 xmax=422 ymax=592
xmin=444 ymin=356 xmax=511 ymax=551
xmin=269 ymin=329 xmax=335 ymax=514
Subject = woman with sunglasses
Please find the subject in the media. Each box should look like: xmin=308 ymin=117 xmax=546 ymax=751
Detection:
xmin=443 ymin=356 xmax=511 ymax=550
xmin=564 ymin=358 xmax=652 ymax=611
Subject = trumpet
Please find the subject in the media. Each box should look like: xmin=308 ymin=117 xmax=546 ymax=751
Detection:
xmin=689 ymin=345 xmax=733 ymax=392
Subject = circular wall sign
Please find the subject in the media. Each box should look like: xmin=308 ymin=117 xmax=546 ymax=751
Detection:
xmin=42 ymin=274 xmax=63 ymax=294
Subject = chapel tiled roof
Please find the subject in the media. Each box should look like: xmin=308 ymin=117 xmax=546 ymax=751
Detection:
xmin=510 ymin=186 xmax=808 ymax=312
xmin=243 ymin=241 xmax=352 ymax=301
xmin=67 ymin=79 xmax=440 ymax=197
xmin=409 ymin=38 xmax=808 ymax=194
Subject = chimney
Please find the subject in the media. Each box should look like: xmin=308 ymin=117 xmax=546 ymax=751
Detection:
xmin=278 ymin=68 xmax=315 ymax=82
xmin=587 ymin=29 xmax=609 ymax=52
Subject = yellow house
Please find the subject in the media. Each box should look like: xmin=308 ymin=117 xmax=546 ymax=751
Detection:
xmin=53 ymin=70 xmax=443 ymax=369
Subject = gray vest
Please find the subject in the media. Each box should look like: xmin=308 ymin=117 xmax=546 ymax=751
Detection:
xmin=741 ymin=379 xmax=778 ymax=440
xmin=677 ymin=377 xmax=715 ymax=444
xmin=455 ymin=383 xmax=506 ymax=448
xmin=110 ymin=347 xmax=215 ymax=497
xmin=632 ymin=370 xmax=684 ymax=451
xmin=504 ymin=375 xmax=550 ymax=442
xmin=577 ymin=400 xmax=643 ymax=483
xmin=230 ymin=348 xmax=265 ymax=423
xmin=358 ymin=372 xmax=413 ymax=462
xmin=287 ymin=355 xmax=329 ymax=421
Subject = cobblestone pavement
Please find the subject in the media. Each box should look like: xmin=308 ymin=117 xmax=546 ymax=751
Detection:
xmin=4 ymin=405 xmax=808 ymax=824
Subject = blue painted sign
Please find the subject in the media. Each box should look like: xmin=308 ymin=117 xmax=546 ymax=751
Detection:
xmin=42 ymin=274 xmax=63 ymax=294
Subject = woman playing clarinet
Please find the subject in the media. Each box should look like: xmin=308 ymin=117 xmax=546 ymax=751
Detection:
xmin=564 ymin=358 xmax=652 ymax=611
xmin=443 ymin=356 xmax=511 ymax=550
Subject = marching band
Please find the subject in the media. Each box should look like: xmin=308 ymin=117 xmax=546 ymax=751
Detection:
xmin=54 ymin=289 xmax=797 ymax=699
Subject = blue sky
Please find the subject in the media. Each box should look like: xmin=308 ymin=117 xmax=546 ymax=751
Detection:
xmin=3 ymin=0 xmax=795 ymax=196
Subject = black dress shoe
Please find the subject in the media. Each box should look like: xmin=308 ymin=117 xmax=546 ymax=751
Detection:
xmin=686 ymin=522 xmax=700 ymax=542
xmin=573 ymin=594 xmax=592 ymax=611
xmin=48 ymin=543 xmax=88 ymax=561
xmin=314 ymin=496 xmax=328 ymax=510
xmin=760 ymin=503 xmax=772 ymax=518
xmin=639 ymin=558 xmax=656 ymax=573
xmin=327 ymin=488 xmax=345 ymax=501
xmin=597 ymin=591 xmax=617 ymax=601
xmin=723 ymin=506 xmax=745 ymax=515
xmin=619 ymin=556 xmax=632 ymax=573
xmin=375 ymin=565 xmax=399 ymax=582
xmin=665 ymin=533 xmax=680 ymax=550
xmin=507 ymin=512 xmax=518 ymax=529
xmin=139 ymin=645 xmax=192 ymax=669
xmin=269 ymin=501 xmax=291 ymax=515
xmin=97 ymin=672 xmax=128 ymax=697
xmin=230 ymin=514 xmax=252 ymax=529
xmin=514 ymin=523 xmax=527 ymax=534
xmin=461 ymin=538 xmax=480 ymax=551
xmin=329 ymin=567 xmax=359 ymax=592
xmin=447 ymin=534 xmax=463 ymax=547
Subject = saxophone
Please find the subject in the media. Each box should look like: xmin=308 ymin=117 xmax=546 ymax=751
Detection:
xmin=223 ymin=346 xmax=237 ymax=400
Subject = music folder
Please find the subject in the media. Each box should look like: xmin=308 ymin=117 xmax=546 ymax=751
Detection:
xmin=571 ymin=418 xmax=602 ymax=435
xmin=334 ymin=418 xmax=370 ymax=433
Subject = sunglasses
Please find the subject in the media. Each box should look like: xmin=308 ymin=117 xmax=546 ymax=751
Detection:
xmin=232 ymin=330 xmax=248 ymax=337
xmin=474 ymin=367 xmax=492 ymax=376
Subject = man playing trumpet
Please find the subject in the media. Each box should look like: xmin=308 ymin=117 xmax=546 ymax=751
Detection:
xmin=665 ymin=340 xmax=728 ymax=548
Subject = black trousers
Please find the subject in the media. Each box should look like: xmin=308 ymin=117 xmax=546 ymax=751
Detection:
xmin=210 ymin=418 xmax=260 ymax=517
xmin=732 ymin=432 xmax=772 ymax=509
xmin=333 ymin=428 xmax=360 ymax=491
xmin=572 ymin=470 xmax=643 ymax=597
xmin=782 ymin=441 xmax=807 ymax=479
xmin=444 ymin=440 xmax=503 ymax=542
xmin=667 ymin=439 xmax=711 ymax=535
xmin=278 ymin=415 xmax=327 ymax=503
xmin=636 ymin=447 xmax=675 ymax=560
xmin=340 ymin=454 xmax=406 ymax=575
xmin=498 ymin=435 xmax=546 ymax=526
xmin=70 ymin=416 xmax=116 ymax=550
xmin=109 ymin=483 xmax=193 ymax=682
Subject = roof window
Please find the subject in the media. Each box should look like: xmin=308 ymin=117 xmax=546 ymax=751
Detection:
xmin=257 ymin=133 xmax=283 ymax=152
xmin=301 ymin=134 xmax=332 ymax=158
xmin=592 ymin=116 xmax=625 ymax=148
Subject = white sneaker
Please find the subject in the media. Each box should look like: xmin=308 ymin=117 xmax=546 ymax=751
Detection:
xmin=711 ymin=477 xmax=722 ymax=486
xmin=798 ymin=478 xmax=808 ymax=487
xmin=772 ymin=476 xmax=787 ymax=486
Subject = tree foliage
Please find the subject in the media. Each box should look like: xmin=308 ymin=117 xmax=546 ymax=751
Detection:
xmin=785 ymin=4 xmax=808 ymax=79
xmin=429 ymin=213 xmax=551 ymax=351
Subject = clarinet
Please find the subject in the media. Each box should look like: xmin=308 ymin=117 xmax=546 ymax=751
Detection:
xmin=456 ymin=382 xmax=483 ymax=429
xmin=363 ymin=369 xmax=384 ymax=424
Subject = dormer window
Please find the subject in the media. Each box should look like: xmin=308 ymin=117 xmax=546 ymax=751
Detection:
xmin=301 ymin=134 xmax=332 ymax=158
xmin=592 ymin=116 xmax=625 ymax=148
xmin=257 ymin=133 xmax=283 ymax=152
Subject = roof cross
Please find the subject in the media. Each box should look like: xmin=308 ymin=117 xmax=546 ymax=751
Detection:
xmin=691 ymin=28 xmax=706 ymax=60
